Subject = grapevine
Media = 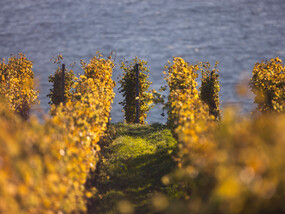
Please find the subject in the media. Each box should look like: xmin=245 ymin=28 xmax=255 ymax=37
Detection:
xmin=119 ymin=57 xmax=154 ymax=124
xmin=0 ymin=53 xmax=39 ymax=119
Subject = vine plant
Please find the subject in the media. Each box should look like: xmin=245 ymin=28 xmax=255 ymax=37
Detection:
xmin=0 ymin=53 xmax=39 ymax=119
xmin=118 ymin=57 xmax=154 ymax=124
xmin=47 ymin=55 xmax=75 ymax=106
xmin=199 ymin=61 xmax=221 ymax=120
xmin=250 ymin=57 xmax=285 ymax=113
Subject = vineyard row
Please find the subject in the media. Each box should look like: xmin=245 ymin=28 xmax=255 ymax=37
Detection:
xmin=0 ymin=53 xmax=284 ymax=213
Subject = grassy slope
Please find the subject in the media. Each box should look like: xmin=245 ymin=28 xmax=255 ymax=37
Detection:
xmin=87 ymin=123 xmax=178 ymax=214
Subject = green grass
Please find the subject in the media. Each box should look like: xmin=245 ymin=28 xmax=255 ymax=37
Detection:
xmin=87 ymin=123 xmax=178 ymax=214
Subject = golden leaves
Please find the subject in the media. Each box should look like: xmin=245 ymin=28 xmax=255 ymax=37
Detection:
xmin=48 ymin=55 xmax=75 ymax=106
xmin=166 ymin=57 xmax=285 ymax=213
xmin=0 ymin=53 xmax=39 ymax=119
xmin=118 ymin=57 xmax=154 ymax=124
xmin=250 ymin=58 xmax=285 ymax=113
xmin=164 ymin=57 xmax=212 ymax=130
xmin=0 ymin=52 xmax=115 ymax=213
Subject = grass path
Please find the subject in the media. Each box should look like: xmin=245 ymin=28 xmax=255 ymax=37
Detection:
xmin=87 ymin=123 xmax=177 ymax=214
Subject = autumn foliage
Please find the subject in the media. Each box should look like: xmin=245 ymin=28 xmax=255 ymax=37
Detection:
xmin=47 ymin=55 xmax=75 ymax=106
xmin=0 ymin=53 xmax=39 ymax=119
xmin=163 ymin=57 xmax=215 ymax=130
xmin=0 ymin=53 xmax=115 ymax=213
xmin=250 ymin=57 xmax=285 ymax=113
xmin=199 ymin=61 xmax=221 ymax=120
xmin=119 ymin=57 xmax=154 ymax=124
xmin=0 ymin=53 xmax=285 ymax=214
xmin=165 ymin=57 xmax=285 ymax=213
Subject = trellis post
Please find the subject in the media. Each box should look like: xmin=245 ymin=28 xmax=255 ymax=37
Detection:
xmin=135 ymin=64 xmax=140 ymax=124
xmin=61 ymin=64 xmax=65 ymax=104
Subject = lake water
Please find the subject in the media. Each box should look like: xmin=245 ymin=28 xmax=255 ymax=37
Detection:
xmin=1 ymin=0 xmax=285 ymax=123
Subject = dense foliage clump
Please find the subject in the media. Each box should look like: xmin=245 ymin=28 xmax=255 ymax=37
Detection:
xmin=119 ymin=57 xmax=154 ymax=124
xmin=250 ymin=57 xmax=285 ymax=113
xmin=163 ymin=57 xmax=285 ymax=214
xmin=199 ymin=61 xmax=221 ymax=120
xmin=47 ymin=55 xmax=75 ymax=106
xmin=0 ymin=53 xmax=115 ymax=213
xmin=0 ymin=53 xmax=38 ymax=119
xmin=171 ymin=110 xmax=285 ymax=214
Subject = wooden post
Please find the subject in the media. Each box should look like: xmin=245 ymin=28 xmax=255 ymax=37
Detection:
xmin=135 ymin=64 xmax=140 ymax=124
xmin=61 ymin=64 xmax=65 ymax=104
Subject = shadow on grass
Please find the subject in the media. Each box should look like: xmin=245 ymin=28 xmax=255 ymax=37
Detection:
xmin=114 ymin=123 xmax=166 ymax=139
xmin=86 ymin=123 xmax=178 ymax=214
